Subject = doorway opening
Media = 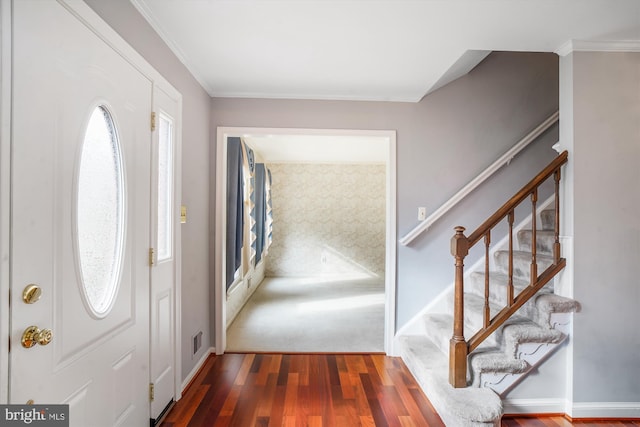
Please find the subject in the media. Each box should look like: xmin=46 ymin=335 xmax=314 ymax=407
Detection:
xmin=214 ymin=127 xmax=396 ymax=354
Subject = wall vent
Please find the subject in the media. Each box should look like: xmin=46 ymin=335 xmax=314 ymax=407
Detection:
xmin=192 ymin=331 xmax=202 ymax=356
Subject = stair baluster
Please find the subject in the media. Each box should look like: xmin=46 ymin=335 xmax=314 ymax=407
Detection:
xmin=507 ymin=211 xmax=515 ymax=306
xmin=483 ymin=232 xmax=491 ymax=328
xmin=530 ymin=189 xmax=538 ymax=285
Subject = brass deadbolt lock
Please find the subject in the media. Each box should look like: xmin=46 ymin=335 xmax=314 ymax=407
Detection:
xmin=22 ymin=284 xmax=42 ymax=304
xmin=21 ymin=326 xmax=53 ymax=348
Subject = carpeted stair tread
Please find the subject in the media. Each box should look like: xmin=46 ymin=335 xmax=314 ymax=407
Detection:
xmin=536 ymin=293 xmax=581 ymax=314
xmin=398 ymin=335 xmax=503 ymax=426
xmin=502 ymin=321 xmax=565 ymax=358
xmin=471 ymin=352 xmax=530 ymax=373
xmin=468 ymin=272 xmax=553 ymax=306
xmin=534 ymin=293 xmax=582 ymax=328
xmin=517 ymin=230 xmax=556 ymax=255
xmin=469 ymin=351 xmax=530 ymax=387
xmin=494 ymin=250 xmax=554 ymax=281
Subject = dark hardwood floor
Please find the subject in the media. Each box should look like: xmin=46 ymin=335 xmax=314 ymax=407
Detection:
xmin=160 ymin=353 xmax=444 ymax=426
xmin=160 ymin=353 xmax=640 ymax=427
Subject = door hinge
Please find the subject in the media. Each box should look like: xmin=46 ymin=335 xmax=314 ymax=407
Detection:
xmin=151 ymin=111 xmax=156 ymax=131
xmin=149 ymin=248 xmax=155 ymax=266
xmin=149 ymin=383 xmax=155 ymax=402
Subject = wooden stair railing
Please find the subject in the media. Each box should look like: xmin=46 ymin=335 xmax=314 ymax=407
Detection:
xmin=449 ymin=150 xmax=569 ymax=388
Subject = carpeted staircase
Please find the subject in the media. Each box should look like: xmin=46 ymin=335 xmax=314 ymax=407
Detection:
xmin=398 ymin=206 xmax=580 ymax=426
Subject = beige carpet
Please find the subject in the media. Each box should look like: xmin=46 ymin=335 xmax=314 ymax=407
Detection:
xmin=226 ymin=277 xmax=385 ymax=353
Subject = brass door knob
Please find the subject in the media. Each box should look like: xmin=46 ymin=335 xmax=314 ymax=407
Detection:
xmin=21 ymin=326 xmax=53 ymax=348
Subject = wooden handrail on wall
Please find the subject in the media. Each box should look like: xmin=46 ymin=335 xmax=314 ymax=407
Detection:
xmin=449 ymin=150 xmax=568 ymax=388
xmin=400 ymin=111 xmax=559 ymax=246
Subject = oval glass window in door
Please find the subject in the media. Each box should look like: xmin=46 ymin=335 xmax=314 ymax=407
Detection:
xmin=76 ymin=105 xmax=125 ymax=317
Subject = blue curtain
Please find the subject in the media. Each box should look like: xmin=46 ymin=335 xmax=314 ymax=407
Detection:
xmin=254 ymin=163 xmax=267 ymax=264
xmin=226 ymin=137 xmax=244 ymax=289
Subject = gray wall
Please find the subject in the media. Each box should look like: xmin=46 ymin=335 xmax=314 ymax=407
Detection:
xmin=211 ymin=52 xmax=560 ymax=330
xmin=85 ymin=0 xmax=212 ymax=381
xmin=562 ymin=51 xmax=640 ymax=407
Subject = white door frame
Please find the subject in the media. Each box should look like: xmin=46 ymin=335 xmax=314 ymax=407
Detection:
xmin=1 ymin=0 xmax=183 ymax=403
xmin=0 ymin=0 xmax=12 ymax=404
xmin=215 ymin=127 xmax=397 ymax=355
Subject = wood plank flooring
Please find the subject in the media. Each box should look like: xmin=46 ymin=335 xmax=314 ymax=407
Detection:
xmin=159 ymin=353 xmax=444 ymax=426
xmin=160 ymin=353 xmax=640 ymax=427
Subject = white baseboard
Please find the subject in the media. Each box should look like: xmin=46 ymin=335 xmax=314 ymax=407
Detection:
xmin=503 ymin=398 xmax=568 ymax=415
xmin=570 ymin=402 xmax=640 ymax=419
xmin=181 ymin=346 xmax=215 ymax=394
xmin=504 ymin=399 xmax=640 ymax=419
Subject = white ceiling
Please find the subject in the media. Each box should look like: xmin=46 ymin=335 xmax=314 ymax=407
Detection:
xmin=132 ymin=0 xmax=639 ymax=103
xmin=131 ymin=0 xmax=638 ymax=162
xmin=242 ymin=133 xmax=390 ymax=163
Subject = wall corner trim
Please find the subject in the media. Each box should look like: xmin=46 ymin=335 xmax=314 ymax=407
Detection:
xmin=556 ymin=40 xmax=640 ymax=56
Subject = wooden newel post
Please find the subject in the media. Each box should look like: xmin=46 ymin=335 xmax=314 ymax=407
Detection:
xmin=450 ymin=226 xmax=469 ymax=388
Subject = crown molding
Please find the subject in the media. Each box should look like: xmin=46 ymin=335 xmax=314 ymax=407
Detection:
xmin=556 ymin=40 xmax=640 ymax=56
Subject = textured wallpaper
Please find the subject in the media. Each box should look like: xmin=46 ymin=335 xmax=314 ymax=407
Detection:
xmin=265 ymin=163 xmax=386 ymax=278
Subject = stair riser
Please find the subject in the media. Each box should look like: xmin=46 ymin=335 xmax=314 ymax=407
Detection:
xmin=444 ymin=299 xmax=503 ymax=348
xmin=517 ymin=230 xmax=555 ymax=256
xmin=540 ymin=209 xmax=555 ymax=230
xmin=494 ymin=252 xmax=553 ymax=281
xmin=468 ymin=273 xmax=553 ymax=307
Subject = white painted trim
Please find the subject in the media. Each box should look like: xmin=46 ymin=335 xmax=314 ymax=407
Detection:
xmin=400 ymin=111 xmax=559 ymax=246
xmin=393 ymin=285 xmax=450 ymax=339
xmin=173 ymin=95 xmax=184 ymax=401
xmin=129 ymin=0 xmax=214 ymax=97
xmin=555 ymin=236 xmax=573 ymax=298
xmin=385 ymin=132 xmax=398 ymax=356
xmin=555 ymin=40 xmax=640 ymax=57
xmin=504 ymin=399 xmax=640 ymax=418
xmin=570 ymin=402 xmax=640 ymax=419
xmin=215 ymin=127 xmax=397 ymax=356
xmin=503 ymin=398 xmax=568 ymax=415
xmin=181 ymin=347 xmax=215 ymax=393
xmin=0 ymin=0 xmax=11 ymax=405
xmin=214 ymin=128 xmax=227 ymax=355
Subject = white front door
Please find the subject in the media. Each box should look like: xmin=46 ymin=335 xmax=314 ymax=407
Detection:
xmin=11 ymin=2 xmax=152 ymax=426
